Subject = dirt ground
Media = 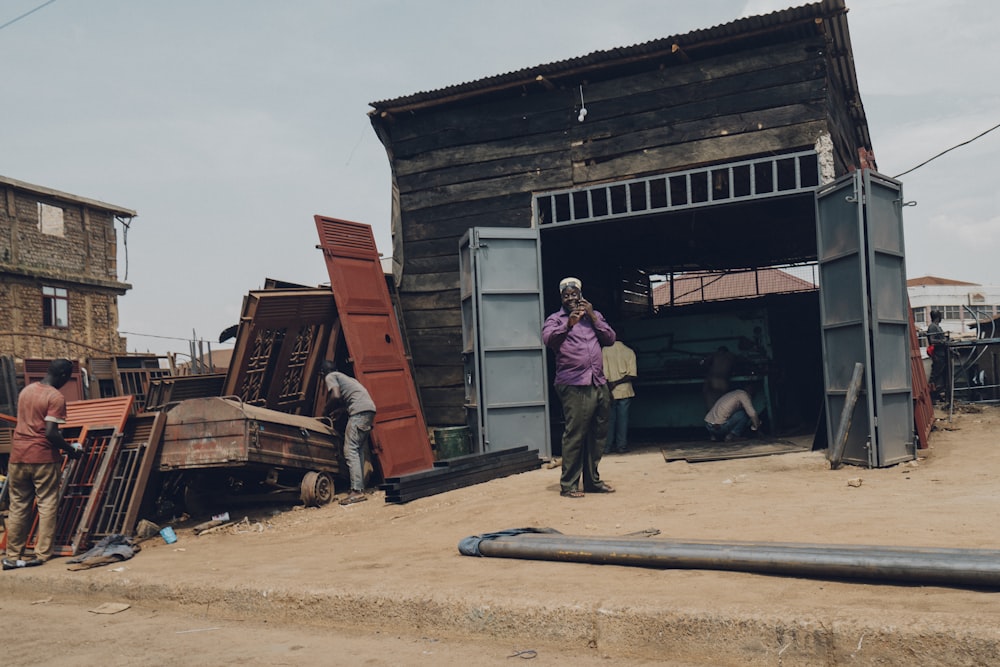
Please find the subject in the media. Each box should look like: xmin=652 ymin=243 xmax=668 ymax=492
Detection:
xmin=3 ymin=404 xmax=1000 ymax=666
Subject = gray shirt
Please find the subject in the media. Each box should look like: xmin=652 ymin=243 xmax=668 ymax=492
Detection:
xmin=323 ymin=372 xmax=376 ymax=415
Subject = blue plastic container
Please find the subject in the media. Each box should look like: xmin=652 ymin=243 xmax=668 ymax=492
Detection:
xmin=160 ymin=526 xmax=177 ymax=544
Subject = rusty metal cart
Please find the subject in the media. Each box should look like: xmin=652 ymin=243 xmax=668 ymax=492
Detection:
xmin=157 ymin=396 xmax=343 ymax=512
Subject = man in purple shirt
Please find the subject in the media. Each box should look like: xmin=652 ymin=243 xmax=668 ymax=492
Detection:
xmin=542 ymin=277 xmax=617 ymax=498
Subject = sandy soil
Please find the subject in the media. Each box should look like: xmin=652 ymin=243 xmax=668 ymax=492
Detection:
xmin=2 ymin=404 xmax=1000 ymax=666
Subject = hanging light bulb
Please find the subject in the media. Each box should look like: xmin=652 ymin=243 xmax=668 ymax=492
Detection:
xmin=578 ymin=84 xmax=588 ymax=123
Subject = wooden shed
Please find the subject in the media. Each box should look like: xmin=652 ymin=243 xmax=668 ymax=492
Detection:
xmin=369 ymin=0 xmax=914 ymax=465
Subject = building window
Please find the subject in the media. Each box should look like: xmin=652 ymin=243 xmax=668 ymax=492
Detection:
xmin=932 ymin=305 xmax=961 ymax=321
xmin=42 ymin=286 xmax=68 ymax=328
xmin=912 ymin=307 xmax=926 ymax=324
xmin=38 ymin=203 xmax=65 ymax=237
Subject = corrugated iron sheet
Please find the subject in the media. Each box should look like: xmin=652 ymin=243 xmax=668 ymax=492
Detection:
xmin=370 ymin=0 xmax=851 ymax=111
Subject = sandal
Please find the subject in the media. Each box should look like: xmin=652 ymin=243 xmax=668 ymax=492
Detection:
xmin=339 ymin=493 xmax=368 ymax=506
xmin=560 ymin=489 xmax=585 ymax=498
xmin=585 ymin=483 xmax=615 ymax=494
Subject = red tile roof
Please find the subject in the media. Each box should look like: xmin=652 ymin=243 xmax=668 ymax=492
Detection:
xmin=653 ymin=269 xmax=816 ymax=306
xmin=906 ymin=275 xmax=980 ymax=287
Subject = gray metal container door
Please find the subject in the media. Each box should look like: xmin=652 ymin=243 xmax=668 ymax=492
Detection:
xmin=815 ymin=171 xmax=914 ymax=467
xmin=459 ymin=228 xmax=551 ymax=457
xmin=816 ymin=172 xmax=875 ymax=466
xmin=863 ymin=171 xmax=914 ymax=466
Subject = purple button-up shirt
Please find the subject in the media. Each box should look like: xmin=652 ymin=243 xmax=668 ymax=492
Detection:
xmin=542 ymin=307 xmax=616 ymax=386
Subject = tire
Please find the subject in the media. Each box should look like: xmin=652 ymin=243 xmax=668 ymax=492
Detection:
xmin=300 ymin=471 xmax=334 ymax=507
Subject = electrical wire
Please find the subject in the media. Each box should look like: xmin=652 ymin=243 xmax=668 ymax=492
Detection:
xmin=0 ymin=0 xmax=57 ymax=32
xmin=893 ymin=121 xmax=1000 ymax=179
xmin=119 ymin=331 xmax=199 ymax=342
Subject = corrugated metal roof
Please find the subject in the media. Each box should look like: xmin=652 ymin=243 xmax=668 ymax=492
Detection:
xmin=370 ymin=0 xmax=851 ymax=113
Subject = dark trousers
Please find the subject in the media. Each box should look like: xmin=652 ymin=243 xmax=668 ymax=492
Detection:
xmin=556 ymin=384 xmax=611 ymax=493
xmin=930 ymin=351 xmax=948 ymax=399
xmin=607 ymin=397 xmax=632 ymax=451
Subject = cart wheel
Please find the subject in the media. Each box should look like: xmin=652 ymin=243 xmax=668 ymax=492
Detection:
xmin=300 ymin=471 xmax=334 ymax=507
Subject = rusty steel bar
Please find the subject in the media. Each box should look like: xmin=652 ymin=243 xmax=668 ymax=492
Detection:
xmin=460 ymin=532 xmax=1000 ymax=588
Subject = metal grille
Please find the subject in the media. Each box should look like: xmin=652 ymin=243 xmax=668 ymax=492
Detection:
xmin=241 ymin=328 xmax=282 ymax=404
xmin=276 ymin=325 xmax=314 ymax=404
xmin=533 ymin=150 xmax=820 ymax=226
xmin=90 ymin=445 xmax=141 ymax=540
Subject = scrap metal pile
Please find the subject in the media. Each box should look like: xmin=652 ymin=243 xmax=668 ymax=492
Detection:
xmin=0 ymin=218 xmax=541 ymax=558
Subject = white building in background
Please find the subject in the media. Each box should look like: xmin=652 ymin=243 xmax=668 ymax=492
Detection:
xmin=908 ymin=276 xmax=1000 ymax=342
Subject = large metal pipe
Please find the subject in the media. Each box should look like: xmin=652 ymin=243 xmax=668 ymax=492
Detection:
xmin=459 ymin=531 xmax=1000 ymax=588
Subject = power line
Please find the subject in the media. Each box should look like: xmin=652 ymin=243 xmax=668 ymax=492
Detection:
xmin=0 ymin=0 xmax=57 ymax=32
xmin=120 ymin=330 xmax=209 ymax=343
xmin=893 ymin=121 xmax=1000 ymax=179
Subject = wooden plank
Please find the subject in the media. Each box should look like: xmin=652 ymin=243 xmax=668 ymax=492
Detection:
xmin=394 ymin=131 xmax=583 ymax=180
xmin=397 ymin=149 xmax=567 ymax=195
xmin=400 ymin=206 xmax=531 ymax=243
xmin=660 ymin=439 xmax=809 ymax=463
xmin=398 ymin=289 xmax=461 ymax=311
xmin=419 ymin=386 xmax=466 ymax=408
xmin=410 ymin=340 xmax=465 ymax=368
xmin=401 ymin=192 xmax=528 ymax=229
xmin=400 ymin=165 xmax=570 ymax=213
xmin=574 ymin=100 xmax=826 ymax=164
xmin=403 ymin=234 xmax=470 ymax=258
xmin=389 ymin=60 xmax=823 ymax=163
xmin=385 ymin=38 xmax=822 ymax=150
xmin=398 ymin=271 xmax=460 ymax=293
xmin=402 ymin=202 xmax=529 ymax=243
xmin=574 ymin=121 xmax=829 ymax=183
xmin=410 ymin=344 xmax=464 ymax=368
xmin=393 ymin=82 xmax=825 ymax=216
xmin=414 ymin=366 xmax=463 ymax=386
xmin=423 ymin=405 xmax=467 ymax=426
xmin=402 ymin=309 xmax=462 ymax=330
xmin=574 ymin=62 xmax=824 ymax=130
xmin=396 ymin=252 xmax=461 ymax=275
xmin=828 ymin=362 xmax=865 ymax=470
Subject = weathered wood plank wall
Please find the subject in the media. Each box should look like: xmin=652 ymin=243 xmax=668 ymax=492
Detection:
xmin=372 ymin=33 xmax=863 ymax=426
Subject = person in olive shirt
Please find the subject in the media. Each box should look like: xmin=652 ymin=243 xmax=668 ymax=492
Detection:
xmin=602 ymin=339 xmax=637 ymax=453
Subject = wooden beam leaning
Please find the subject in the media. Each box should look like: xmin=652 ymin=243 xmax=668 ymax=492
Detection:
xmin=828 ymin=362 xmax=864 ymax=470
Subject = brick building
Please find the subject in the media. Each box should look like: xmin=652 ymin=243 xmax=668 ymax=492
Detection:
xmin=0 ymin=175 xmax=135 ymax=361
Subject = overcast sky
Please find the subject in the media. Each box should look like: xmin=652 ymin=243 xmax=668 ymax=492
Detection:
xmin=2 ymin=0 xmax=998 ymax=359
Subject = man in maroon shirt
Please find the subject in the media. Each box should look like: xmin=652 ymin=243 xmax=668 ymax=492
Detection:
xmin=542 ymin=277 xmax=617 ymax=498
xmin=3 ymin=358 xmax=82 ymax=570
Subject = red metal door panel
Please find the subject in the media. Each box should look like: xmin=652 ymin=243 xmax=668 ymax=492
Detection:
xmin=62 ymin=396 xmax=135 ymax=430
xmin=0 ymin=395 xmax=134 ymax=556
xmin=908 ymin=305 xmax=934 ymax=449
xmin=314 ymin=215 xmax=434 ymax=477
